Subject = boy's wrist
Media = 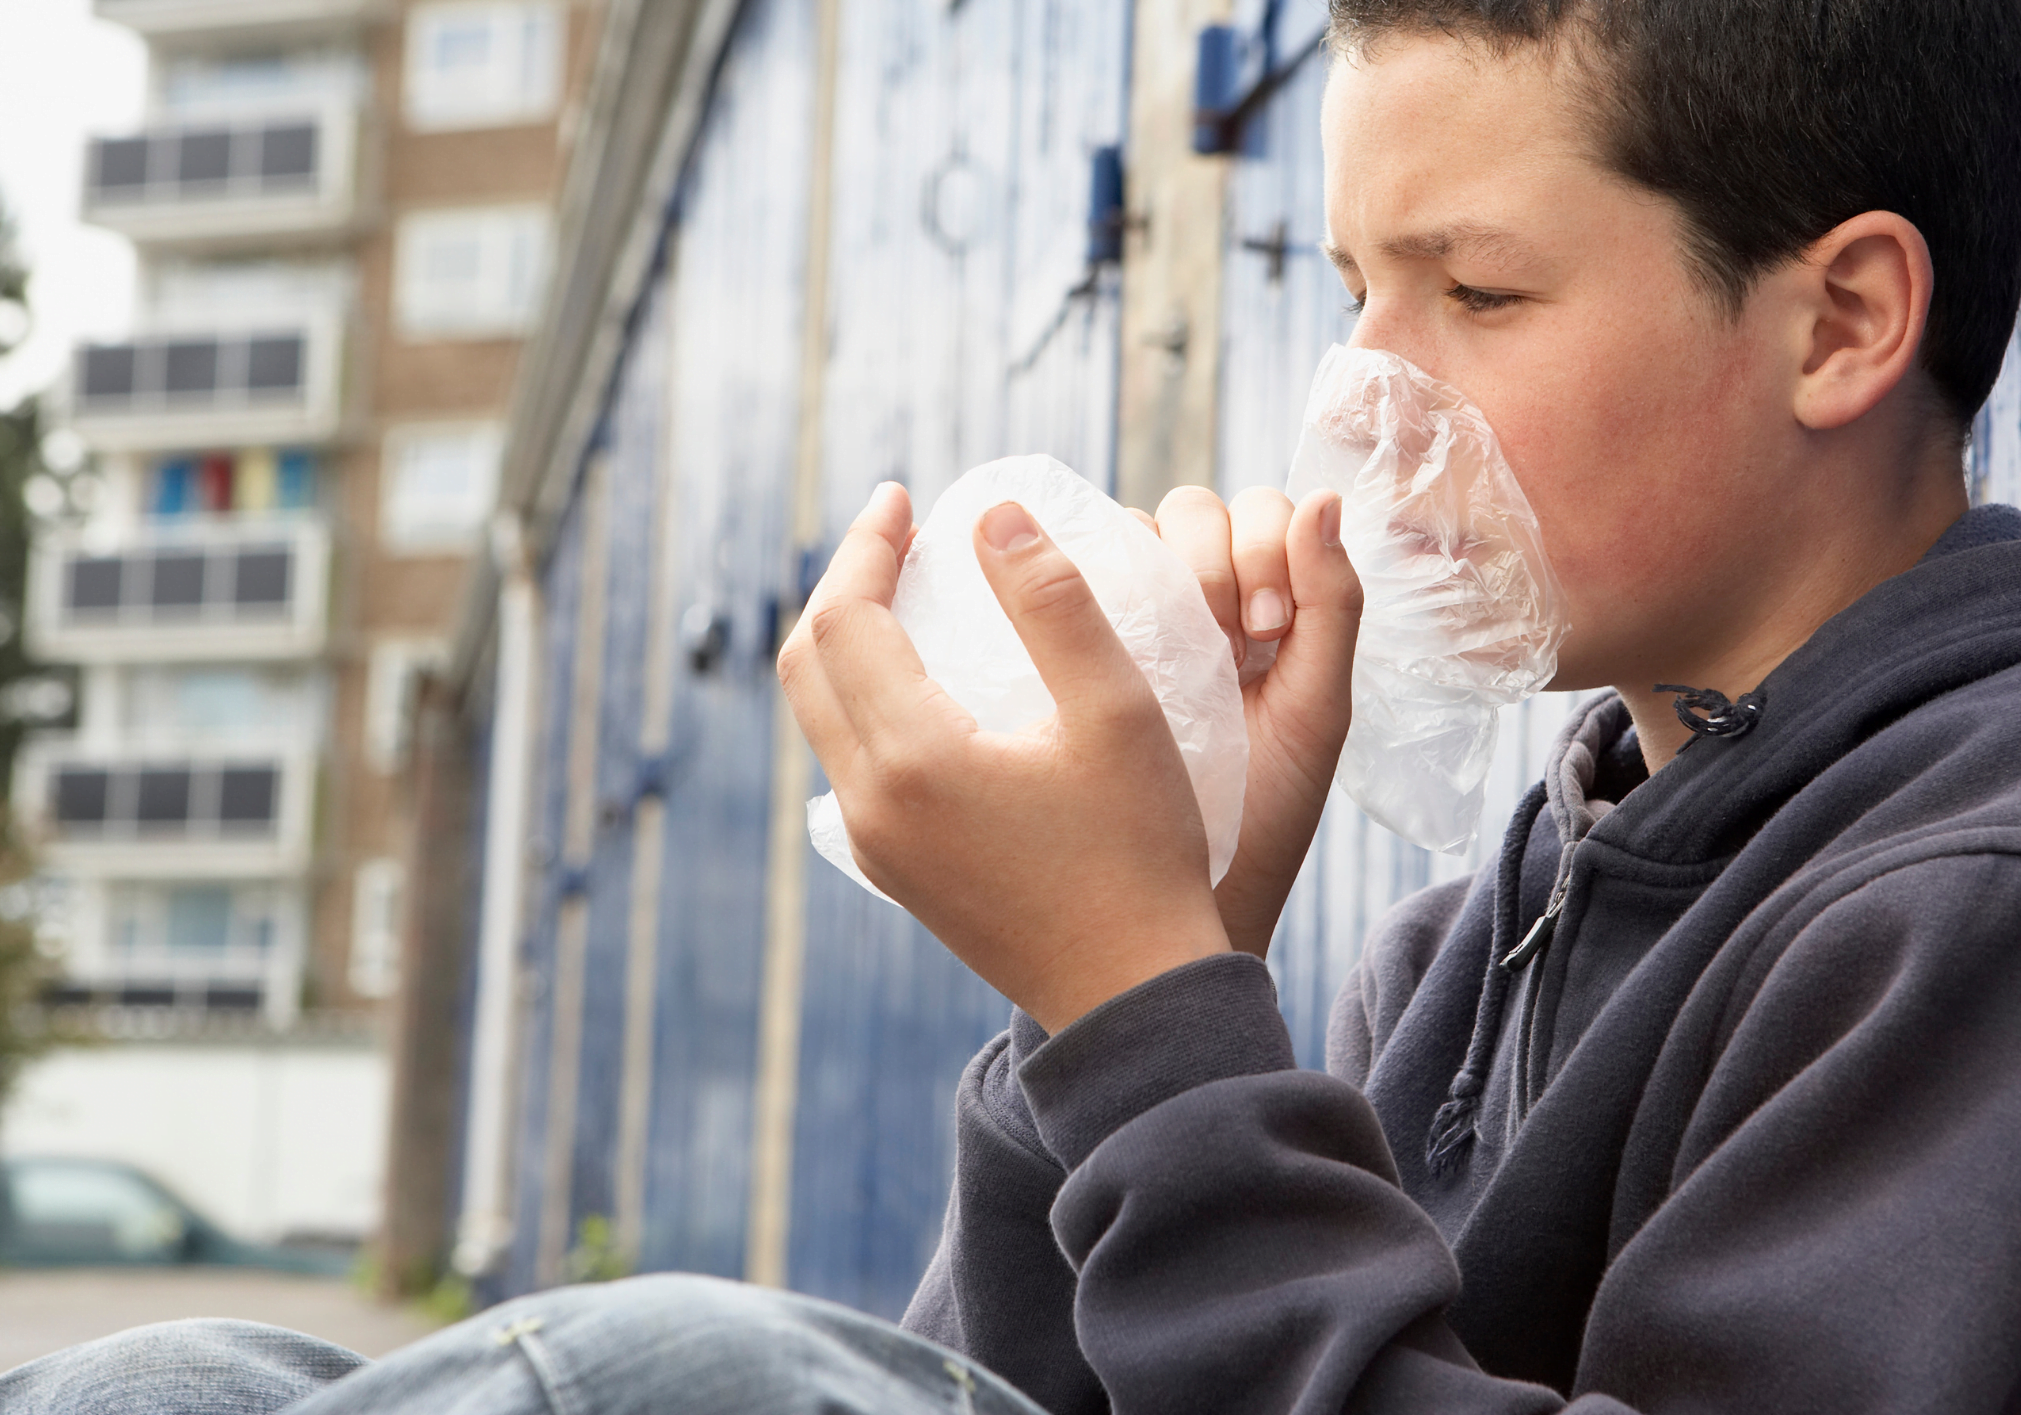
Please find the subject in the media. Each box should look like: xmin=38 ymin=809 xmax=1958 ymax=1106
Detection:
xmin=1019 ymin=908 xmax=1232 ymax=1035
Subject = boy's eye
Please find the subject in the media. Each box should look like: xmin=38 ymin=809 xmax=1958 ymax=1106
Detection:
xmin=1446 ymin=283 xmax=1523 ymax=314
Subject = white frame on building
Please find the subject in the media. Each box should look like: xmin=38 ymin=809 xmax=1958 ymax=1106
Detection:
xmin=403 ymin=2 xmax=563 ymax=133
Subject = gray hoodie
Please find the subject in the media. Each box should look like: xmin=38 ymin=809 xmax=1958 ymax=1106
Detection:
xmin=903 ymin=503 xmax=2021 ymax=1414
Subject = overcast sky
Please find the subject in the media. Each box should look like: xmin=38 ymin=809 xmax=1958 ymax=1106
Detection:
xmin=0 ymin=0 xmax=145 ymax=414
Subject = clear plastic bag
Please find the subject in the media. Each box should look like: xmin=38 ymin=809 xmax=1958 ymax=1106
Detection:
xmin=1286 ymin=346 xmax=1569 ymax=854
xmin=808 ymin=454 xmax=1249 ymax=902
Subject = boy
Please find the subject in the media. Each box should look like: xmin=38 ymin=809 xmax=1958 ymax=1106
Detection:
xmin=789 ymin=1 xmax=2021 ymax=1411
xmin=6 ymin=1 xmax=2017 ymax=1412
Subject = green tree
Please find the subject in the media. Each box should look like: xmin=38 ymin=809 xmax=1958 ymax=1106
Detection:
xmin=0 ymin=194 xmax=59 ymax=1098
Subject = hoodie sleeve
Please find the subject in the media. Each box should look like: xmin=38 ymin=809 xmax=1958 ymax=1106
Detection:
xmin=1018 ymin=852 xmax=2021 ymax=1415
xmin=901 ymin=1009 xmax=1106 ymax=1415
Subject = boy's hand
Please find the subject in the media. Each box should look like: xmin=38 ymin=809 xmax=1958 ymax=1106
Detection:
xmin=779 ymin=482 xmax=1231 ymax=1034
xmin=1142 ymin=486 xmax=1361 ymax=958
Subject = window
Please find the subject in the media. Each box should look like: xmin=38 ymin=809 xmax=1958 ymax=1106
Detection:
xmin=350 ymin=859 xmax=404 ymax=999
xmin=381 ymin=423 xmax=502 ymax=551
xmin=366 ymin=639 xmax=448 ymax=772
xmin=125 ymin=667 xmax=309 ymax=743
xmin=98 ymin=882 xmax=281 ymax=1000
xmin=157 ymin=49 xmax=367 ymax=123
xmin=405 ymin=3 xmax=562 ymax=131
xmin=395 ymin=207 xmax=549 ymax=338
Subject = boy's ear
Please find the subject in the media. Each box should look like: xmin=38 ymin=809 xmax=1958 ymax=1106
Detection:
xmin=1790 ymin=211 xmax=1934 ymax=432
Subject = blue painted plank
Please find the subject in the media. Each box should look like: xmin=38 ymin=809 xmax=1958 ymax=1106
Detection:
xmin=635 ymin=0 xmax=815 ymax=1281
xmin=1972 ymin=330 xmax=2021 ymax=508
xmin=789 ymin=0 xmax=1132 ymax=1318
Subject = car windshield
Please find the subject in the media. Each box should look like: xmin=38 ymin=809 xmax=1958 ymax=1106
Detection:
xmin=6 ymin=1162 xmax=188 ymax=1263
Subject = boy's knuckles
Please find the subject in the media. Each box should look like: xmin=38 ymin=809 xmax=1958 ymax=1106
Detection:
xmin=805 ymin=596 xmax=868 ymax=651
xmin=864 ymin=742 xmax=947 ymax=806
xmin=1012 ymin=558 xmax=1099 ymax=622
xmin=1228 ymin=485 xmax=1294 ymax=521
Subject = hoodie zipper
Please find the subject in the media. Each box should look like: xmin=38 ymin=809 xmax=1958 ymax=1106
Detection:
xmin=1499 ymin=842 xmax=1581 ymax=972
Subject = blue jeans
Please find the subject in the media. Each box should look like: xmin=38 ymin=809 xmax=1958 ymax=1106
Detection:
xmin=0 ymin=1274 xmax=1048 ymax=1415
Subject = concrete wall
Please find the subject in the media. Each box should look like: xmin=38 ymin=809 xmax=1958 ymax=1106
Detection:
xmin=2 ymin=1041 xmax=389 ymax=1244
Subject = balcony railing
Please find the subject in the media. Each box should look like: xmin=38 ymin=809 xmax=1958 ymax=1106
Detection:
xmin=15 ymin=745 xmax=315 ymax=879
xmin=93 ymin=0 xmax=390 ymax=42
xmin=69 ymin=321 xmax=342 ymax=452
xmin=52 ymin=762 xmax=283 ymax=840
xmin=28 ymin=518 xmax=329 ymax=663
xmin=83 ymin=108 xmax=360 ymax=251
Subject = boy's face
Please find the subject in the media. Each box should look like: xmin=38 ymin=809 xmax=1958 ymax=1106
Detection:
xmin=1322 ymin=35 xmax=1805 ymax=692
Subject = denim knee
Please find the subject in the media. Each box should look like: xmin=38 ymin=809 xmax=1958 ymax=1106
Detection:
xmin=0 ymin=1317 xmax=367 ymax=1415
xmin=480 ymin=1274 xmax=1044 ymax=1415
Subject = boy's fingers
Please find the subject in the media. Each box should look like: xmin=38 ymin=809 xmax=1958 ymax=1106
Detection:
xmin=802 ymin=482 xmax=941 ymax=754
xmin=1127 ymin=506 xmax=1159 ymax=536
xmin=1267 ymin=489 xmax=1361 ymax=730
xmin=803 ymin=481 xmax=912 ymax=619
xmin=776 ymin=622 xmax=859 ymax=771
xmin=1228 ymin=486 xmax=1296 ymax=642
xmin=1154 ymin=485 xmax=1243 ymax=664
xmin=972 ymin=501 xmax=1159 ymax=732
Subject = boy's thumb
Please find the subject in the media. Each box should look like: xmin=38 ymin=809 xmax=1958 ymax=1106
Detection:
xmin=973 ymin=502 xmax=1158 ymax=729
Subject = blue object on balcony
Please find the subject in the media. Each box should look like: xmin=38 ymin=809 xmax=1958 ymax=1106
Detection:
xmin=276 ymin=451 xmax=316 ymax=510
xmin=151 ymin=459 xmax=195 ymax=518
xmin=1086 ymin=145 xmax=1126 ymax=265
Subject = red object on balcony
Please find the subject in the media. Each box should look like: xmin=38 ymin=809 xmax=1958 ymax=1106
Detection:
xmin=198 ymin=453 xmax=234 ymax=513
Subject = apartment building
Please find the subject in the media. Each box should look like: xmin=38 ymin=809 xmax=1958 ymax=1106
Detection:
xmin=0 ymin=0 xmax=598 ymax=1241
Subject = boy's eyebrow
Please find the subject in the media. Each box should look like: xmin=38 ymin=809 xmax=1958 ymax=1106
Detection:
xmin=1323 ymin=224 xmax=1545 ymax=276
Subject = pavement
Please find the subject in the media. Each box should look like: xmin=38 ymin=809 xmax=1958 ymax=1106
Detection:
xmin=0 ymin=1267 xmax=444 ymax=1375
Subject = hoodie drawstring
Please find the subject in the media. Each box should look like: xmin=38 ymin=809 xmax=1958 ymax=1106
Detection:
xmin=1426 ymin=781 xmax=1549 ymax=1178
xmin=1656 ymin=684 xmax=1766 ymax=742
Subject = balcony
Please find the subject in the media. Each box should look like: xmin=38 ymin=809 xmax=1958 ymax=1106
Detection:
xmin=15 ymin=745 xmax=316 ymax=880
xmin=69 ymin=321 xmax=342 ymax=452
xmin=93 ymin=0 xmax=390 ymax=44
xmin=83 ymin=108 xmax=361 ymax=252
xmin=27 ymin=518 xmax=329 ymax=664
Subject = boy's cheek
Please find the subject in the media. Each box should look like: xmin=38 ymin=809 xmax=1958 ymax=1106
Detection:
xmin=1478 ymin=352 xmax=1742 ymax=656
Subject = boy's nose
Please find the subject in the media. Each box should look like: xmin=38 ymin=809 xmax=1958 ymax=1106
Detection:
xmin=1345 ymin=308 xmax=1446 ymax=389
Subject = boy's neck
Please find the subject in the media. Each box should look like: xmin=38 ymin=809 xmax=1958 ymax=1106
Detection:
xmin=1623 ymin=435 xmax=1971 ymax=775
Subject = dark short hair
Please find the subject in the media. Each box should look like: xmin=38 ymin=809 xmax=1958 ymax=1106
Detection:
xmin=1329 ymin=0 xmax=2021 ymax=421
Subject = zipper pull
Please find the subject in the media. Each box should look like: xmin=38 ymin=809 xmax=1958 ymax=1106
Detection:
xmin=1499 ymin=896 xmax=1563 ymax=972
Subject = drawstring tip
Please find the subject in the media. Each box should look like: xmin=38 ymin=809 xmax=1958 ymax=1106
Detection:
xmin=1425 ymin=1091 xmax=1483 ymax=1177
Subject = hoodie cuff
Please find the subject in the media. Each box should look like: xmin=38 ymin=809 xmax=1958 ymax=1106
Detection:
xmin=970 ymin=1008 xmax=1058 ymax=1164
xmin=1017 ymin=952 xmax=1297 ymax=1170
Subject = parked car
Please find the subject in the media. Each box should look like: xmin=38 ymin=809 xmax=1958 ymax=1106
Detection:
xmin=0 ymin=1156 xmax=349 ymax=1275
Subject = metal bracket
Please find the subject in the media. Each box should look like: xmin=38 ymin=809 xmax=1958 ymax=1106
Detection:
xmin=1240 ymin=218 xmax=1294 ymax=282
xmin=1086 ymin=145 xmax=1128 ymax=265
xmin=1193 ymin=7 xmax=1330 ymax=155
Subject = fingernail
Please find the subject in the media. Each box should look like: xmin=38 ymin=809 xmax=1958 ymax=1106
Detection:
xmin=1225 ymin=625 xmax=1246 ymax=668
xmin=1248 ymin=588 xmax=1288 ymax=634
xmin=1319 ymin=494 xmax=1342 ymax=549
xmin=981 ymin=501 xmax=1041 ymax=553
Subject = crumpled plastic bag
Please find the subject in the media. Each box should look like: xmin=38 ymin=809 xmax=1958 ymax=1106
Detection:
xmin=808 ymin=454 xmax=1248 ymax=903
xmin=1285 ymin=345 xmax=1568 ymax=854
